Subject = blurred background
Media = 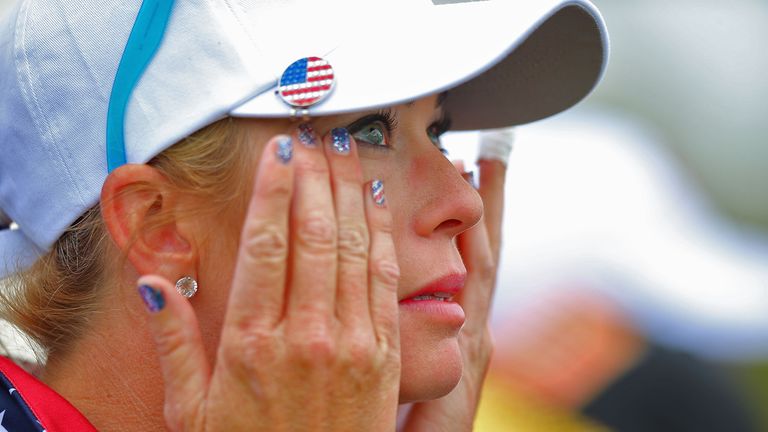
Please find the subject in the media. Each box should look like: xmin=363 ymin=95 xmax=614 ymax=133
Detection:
xmin=1 ymin=0 xmax=766 ymax=430
xmin=442 ymin=0 xmax=768 ymax=430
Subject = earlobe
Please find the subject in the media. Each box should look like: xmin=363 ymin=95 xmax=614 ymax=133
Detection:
xmin=100 ymin=164 xmax=197 ymax=277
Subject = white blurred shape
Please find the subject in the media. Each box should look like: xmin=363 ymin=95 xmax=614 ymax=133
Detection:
xmin=444 ymin=109 xmax=768 ymax=361
xmin=595 ymin=0 xmax=768 ymax=221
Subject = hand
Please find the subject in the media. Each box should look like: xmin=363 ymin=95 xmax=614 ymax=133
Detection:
xmin=138 ymin=126 xmax=401 ymax=431
xmin=401 ymin=157 xmax=507 ymax=431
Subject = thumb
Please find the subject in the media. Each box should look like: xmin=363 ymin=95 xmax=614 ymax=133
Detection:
xmin=138 ymin=275 xmax=210 ymax=431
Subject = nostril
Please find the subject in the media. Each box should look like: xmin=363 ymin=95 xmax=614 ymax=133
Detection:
xmin=436 ymin=219 xmax=462 ymax=232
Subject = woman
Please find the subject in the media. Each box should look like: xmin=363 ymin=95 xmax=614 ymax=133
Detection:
xmin=0 ymin=0 xmax=608 ymax=430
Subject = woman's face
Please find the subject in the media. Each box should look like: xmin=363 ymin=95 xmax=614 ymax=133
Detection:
xmin=197 ymin=95 xmax=483 ymax=403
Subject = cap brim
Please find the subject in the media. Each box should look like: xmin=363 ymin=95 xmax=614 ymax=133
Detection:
xmin=0 ymin=229 xmax=42 ymax=279
xmin=230 ymin=0 xmax=608 ymax=130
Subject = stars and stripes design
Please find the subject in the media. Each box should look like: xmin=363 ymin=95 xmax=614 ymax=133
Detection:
xmin=372 ymin=180 xmax=386 ymax=207
xmin=277 ymin=57 xmax=335 ymax=108
xmin=0 ymin=356 xmax=96 ymax=431
xmin=0 ymin=376 xmax=44 ymax=431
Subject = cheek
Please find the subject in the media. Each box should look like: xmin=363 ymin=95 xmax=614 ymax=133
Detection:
xmin=404 ymin=152 xmax=435 ymax=185
xmin=360 ymin=156 xmax=420 ymax=226
xmin=194 ymin=213 xmax=242 ymax=361
xmin=361 ymin=155 xmax=464 ymax=393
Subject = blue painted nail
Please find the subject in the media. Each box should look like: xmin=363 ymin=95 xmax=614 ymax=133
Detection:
xmin=298 ymin=123 xmax=317 ymax=147
xmin=276 ymin=136 xmax=293 ymax=164
xmin=139 ymin=284 xmax=165 ymax=313
xmin=331 ymin=128 xmax=350 ymax=155
xmin=372 ymin=180 xmax=386 ymax=207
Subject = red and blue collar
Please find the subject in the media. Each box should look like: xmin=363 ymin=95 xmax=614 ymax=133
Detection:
xmin=0 ymin=356 xmax=96 ymax=431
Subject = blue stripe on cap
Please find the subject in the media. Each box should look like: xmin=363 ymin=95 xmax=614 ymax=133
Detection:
xmin=106 ymin=0 xmax=175 ymax=173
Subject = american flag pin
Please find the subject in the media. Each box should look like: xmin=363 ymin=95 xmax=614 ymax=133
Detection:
xmin=277 ymin=56 xmax=336 ymax=109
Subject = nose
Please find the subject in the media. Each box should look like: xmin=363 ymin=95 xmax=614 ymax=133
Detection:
xmin=411 ymin=148 xmax=483 ymax=239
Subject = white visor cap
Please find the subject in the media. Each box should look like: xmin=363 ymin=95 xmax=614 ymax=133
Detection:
xmin=0 ymin=0 xmax=608 ymax=278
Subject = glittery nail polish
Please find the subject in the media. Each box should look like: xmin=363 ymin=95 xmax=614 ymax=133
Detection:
xmin=372 ymin=180 xmax=386 ymax=207
xmin=139 ymin=284 xmax=165 ymax=313
xmin=331 ymin=128 xmax=350 ymax=155
xmin=276 ymin=136 xmax=293 ymax=164
xmin=298 ymin=123 xmax=317 ymax=147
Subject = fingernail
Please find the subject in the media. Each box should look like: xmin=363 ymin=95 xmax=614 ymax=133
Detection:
xmin=298 ymin=123 xmax=317 ymax=147
xmin=371 ymin=179 xmax=386 ymax=207
xmin=139 ymin=284 xmax=165 ymax=313
xmin=331 ymin=128 xmax=350 ymax=155
xmin=275 ymin=135 xmax=293 ymax=164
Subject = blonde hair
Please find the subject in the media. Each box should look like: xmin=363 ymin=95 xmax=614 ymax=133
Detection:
xmin=0 ymin=117 xmax=253 ymax=360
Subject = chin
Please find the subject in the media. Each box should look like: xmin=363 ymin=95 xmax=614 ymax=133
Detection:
xmin=397 ymin=313 xmax=464 ymax=403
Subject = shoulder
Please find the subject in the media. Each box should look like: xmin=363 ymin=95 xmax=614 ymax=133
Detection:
xmin=0 ymin=356 xmax=96 ymax=432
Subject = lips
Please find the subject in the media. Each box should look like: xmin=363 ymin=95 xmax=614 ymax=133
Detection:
xmin=399 ymin=273 xmax=466 ymax=304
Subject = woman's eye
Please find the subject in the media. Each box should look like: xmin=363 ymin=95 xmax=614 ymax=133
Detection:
xmin=427 ymin=128 xmax=440 ymax=147
xmin=428 ymin=127 xmax=449 ymax=156
xmin=352 ymin=122 xmax=389 ymax=147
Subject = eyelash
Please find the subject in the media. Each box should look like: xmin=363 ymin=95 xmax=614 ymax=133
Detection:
xmin=428 ymin=115 xmax=452 ymax=155
xmin=347 ymin=109 xmax=451 ymax=155
xmin=379 ymin=108 xmax=399 ymax=132
xmin=347 ymin=109 xmax=398 ymax=151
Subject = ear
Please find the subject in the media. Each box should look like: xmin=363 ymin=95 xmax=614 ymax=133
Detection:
xmin=101 ymin=164 xmax=198 ymax=280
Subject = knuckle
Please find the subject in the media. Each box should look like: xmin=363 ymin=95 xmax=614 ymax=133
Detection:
xmin=476 ymin=333 xmax=495 ymax=365
xmin=372 ymin=258 xmax=400 ymax=288
xmin=240 ymin=332 xmax=279 ymax=367
xmin=296 ymin=211 xmax=337 ymax=251
xmin=256 ymin=175 xmax=292 ymax=197
xmin=476 ymin=258 xmax=497 ymax=283
xmin=462 ymin=328 xmax=494 ymax=365
xmin=295 ymin=157 xmax=329 ymax=176
xmin=337 ymin=223 xmax=369 ymax=262
xmin=221 ymin=327 xmax=280 ymax=374
xmin=377 ymin=331 xmax=399 ymax=357
xmin=345 ymin=333 xmax=377 ymax=367
xmin=154 ymin=326 xmax=187 ymax=361
xmin=290 ymin=329 xmax=336 ymax=364
xmin=241 ymin=223 xmax=288 ymax=263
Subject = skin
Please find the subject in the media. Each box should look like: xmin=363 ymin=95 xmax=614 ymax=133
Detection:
xmin=42 ymin=95 xmax=506 ymax=431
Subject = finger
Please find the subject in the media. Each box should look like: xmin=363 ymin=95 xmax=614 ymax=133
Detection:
xmin=287 ymin=125 xmax=338 ymax=325
xmin=365 ymin=180 xmax=401 ymax=348
xmin=476 ymin=159 xmax=506 ymax=266
xmin=455 ymin=216 xmax=496 ymax=329
xmin=452 ymin=159 xmax=465 ymax=172
xmin=227 ymin=135 xmax=294 ymax=328
xmin=138 ymin=275 xmax=209 ymax=431
xmin=322 ymin=129 xmax=370 ymax=325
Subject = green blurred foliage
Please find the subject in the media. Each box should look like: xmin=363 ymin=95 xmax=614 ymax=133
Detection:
xmin=733 ymin=363 xmax=768 ymax=431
